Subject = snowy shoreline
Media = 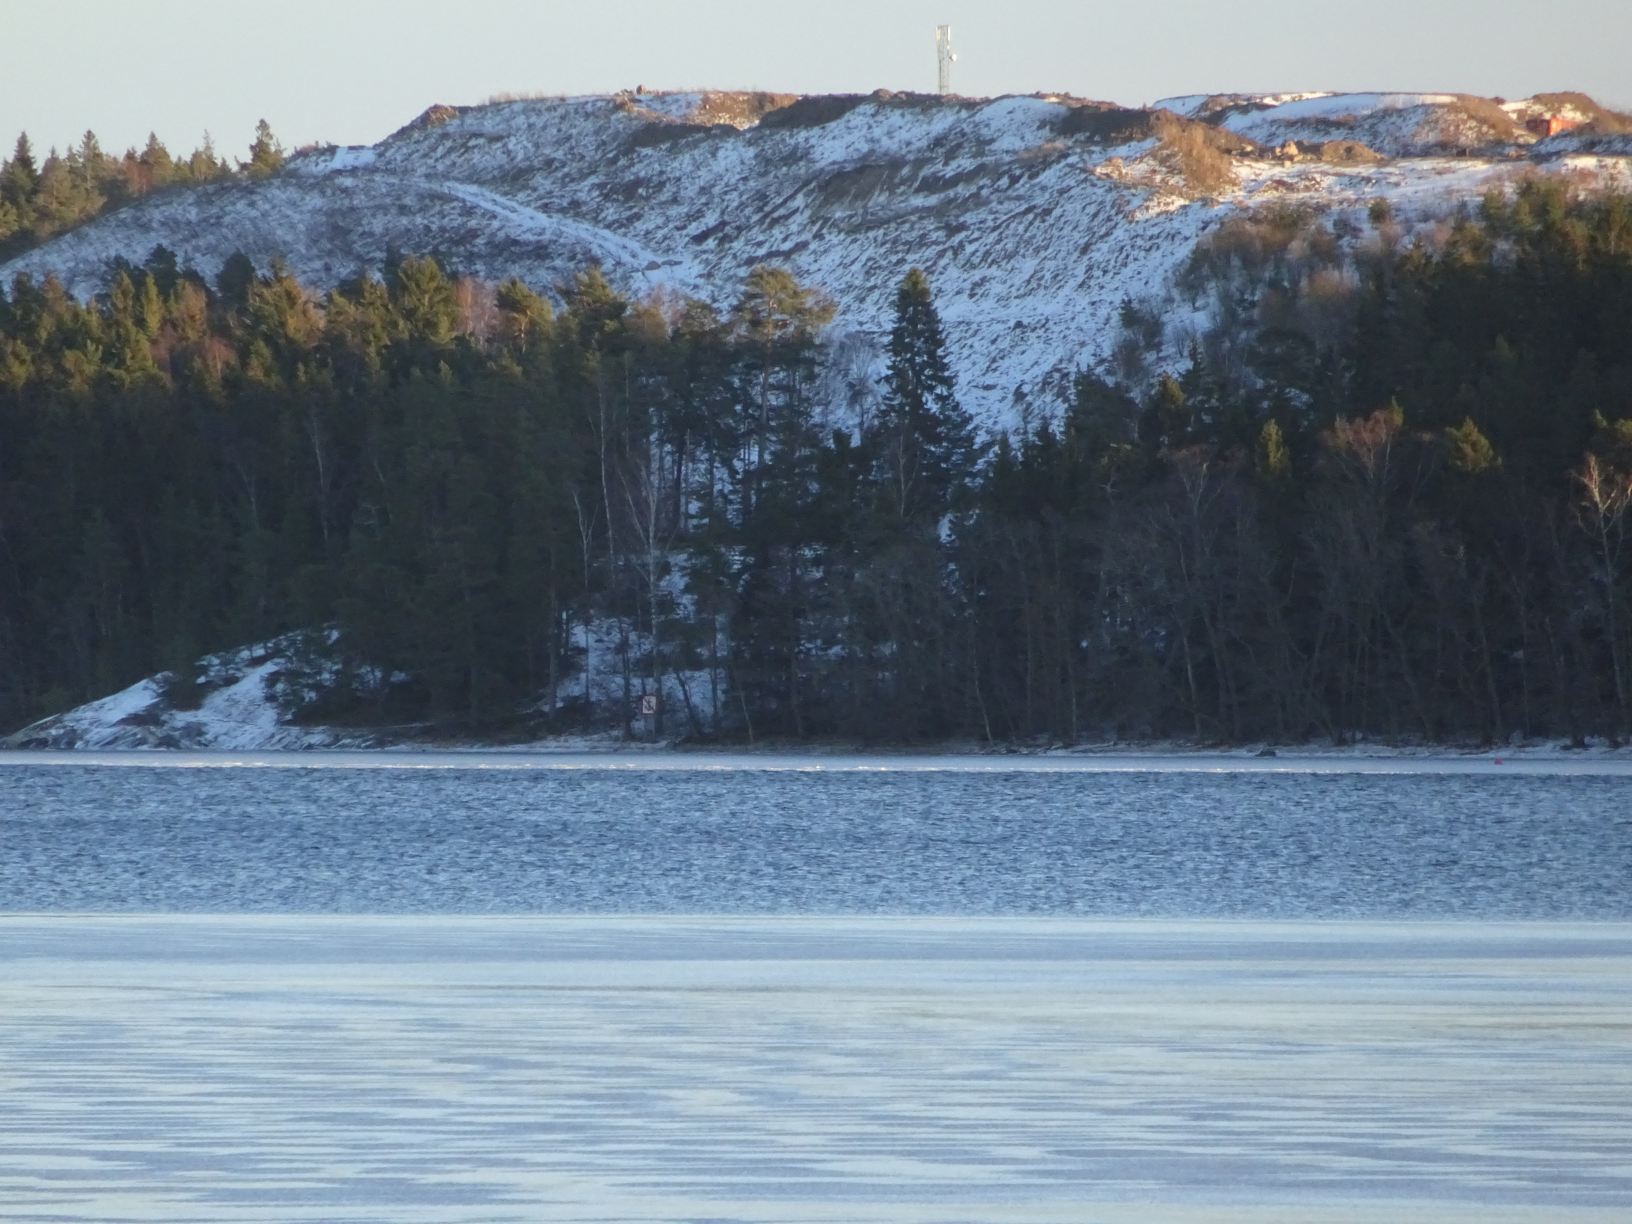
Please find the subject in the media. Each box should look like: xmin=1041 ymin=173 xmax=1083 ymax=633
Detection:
xmin=4 ymin=741 xmax=1632 ymax=775
xmin=10 ymin=635 xmax=1631 ymax=764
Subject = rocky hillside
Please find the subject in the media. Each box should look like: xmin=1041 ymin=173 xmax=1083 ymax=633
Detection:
xmin=4 ymin=89 xmax=1630 ymax=428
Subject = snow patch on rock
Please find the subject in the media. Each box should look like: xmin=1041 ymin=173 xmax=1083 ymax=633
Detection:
xmin=3 ymin=637 xmax=352 ymax=751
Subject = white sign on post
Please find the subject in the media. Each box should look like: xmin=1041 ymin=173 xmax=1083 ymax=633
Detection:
xmin=639 ymin=693 xmax=659 ymax=717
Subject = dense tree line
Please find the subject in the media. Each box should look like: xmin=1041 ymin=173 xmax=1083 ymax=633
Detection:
xmin=0 ymin=122 xmax=281 ymax=259
xmin=2 ymin=177 xmax=1630 ymax=744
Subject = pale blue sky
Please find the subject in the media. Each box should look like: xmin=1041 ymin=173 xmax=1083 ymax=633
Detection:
xmin=2 ymin=0 xmax=1628 ymax=157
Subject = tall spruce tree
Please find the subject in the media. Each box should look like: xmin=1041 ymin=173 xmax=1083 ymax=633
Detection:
xmin=872 ymin=267 xmax=975 ymax=522
xmin=75 ymin=131 xmax=107 ymax=191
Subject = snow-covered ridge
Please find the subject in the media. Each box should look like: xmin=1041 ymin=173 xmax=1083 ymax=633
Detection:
xmin=3 ymin=89 xmax=1629 ymax=428
xmin=1156 ymin=92 xmax=1337 ymax=117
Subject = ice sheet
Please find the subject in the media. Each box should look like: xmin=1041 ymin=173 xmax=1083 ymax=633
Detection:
xmin=2 ymin=916 xmax=1629 ymax=1222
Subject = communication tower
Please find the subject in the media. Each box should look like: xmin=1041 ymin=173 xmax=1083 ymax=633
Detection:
xmin=935 ymin=25 xmax=956 ymax=96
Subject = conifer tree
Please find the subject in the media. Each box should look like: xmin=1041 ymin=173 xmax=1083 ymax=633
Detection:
xmin=872 ymin=267 xmax=974 ymax=522
xmin=32 ymin=148 xmax=104 ymax=240
xmin=76 ymin=131 xmax=107 ymax=191
xmin=494 ymin=277 xmax=552 ymax=360
xmin=246 ymin=119 xmax=284 ymax=178
xmin=188 ymin=131 xmax=224 ymax=182
xmin=730 ymin=265 xmax=834 ymax=527
xmin=216 ymin=251 xmax=258 ymax=312
xmin=1139 ymin=374 xmax=1190 ymax=454
xmin=1 ymin=133 xmax=39 ymax=209
xmin=139 ymin=133 xmax=174 ymax=188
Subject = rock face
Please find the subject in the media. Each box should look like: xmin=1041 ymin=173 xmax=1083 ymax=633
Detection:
xmin=1 ymin=638 xmax=355 ymax=751
xmin=4 ymin=90 xmax=1629 ymax=430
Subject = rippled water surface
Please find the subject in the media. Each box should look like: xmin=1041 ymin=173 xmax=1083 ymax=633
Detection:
xmin=6 ymin=756 xmax=1632 ymax=1223
xmin=5 ymin=753 xmax=1630 ymax=916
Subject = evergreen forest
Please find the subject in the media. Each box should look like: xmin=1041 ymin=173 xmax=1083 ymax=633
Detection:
xmin=2 ymin=176 xmax=1631 ymax=746
xmin=1 ymin=124 xmax=279 ymax=260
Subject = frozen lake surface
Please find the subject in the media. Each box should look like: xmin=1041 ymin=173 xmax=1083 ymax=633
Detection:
xmin=3 ymin=751 xmax=1631 ymax=916
xmin=4 ymin=754 xmax=1630 ymax=1220
xmin=2 ymin=916 xmax=1630 ymax=1223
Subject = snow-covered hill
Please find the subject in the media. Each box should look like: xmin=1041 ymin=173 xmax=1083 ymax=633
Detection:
xmin=2 ymin=606 xmax=718 ymax=750
xmin=0 ymin=638 xmax=352 ymax=750
xmin=4 ymin=89 xmax=1630 ymax=428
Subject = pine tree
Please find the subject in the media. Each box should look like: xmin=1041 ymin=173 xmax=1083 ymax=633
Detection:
xmin=246 ymin=119 xmax=284 ymax=179
xmin=872 ymin=267 xmax=975 ymax=522
xmin=1065 ymin=371 xmax=1139 ymax=457
xmin=562 ymin=265 xmax=628 ymax=350
xmin=730 ymin=265 xmax=834 ymax=528
xmin=188 ymin=131 xmax=224 ymax=182
xmin=1 ymin=133 xmax=39 ymax=209
xmin=494 ymin=277 xmax=552 ymax=360
xmin=390 ymin=256 xmax=459 ymax=363
xmin=1139 ymin=374 xmax=1190 ymax=454
xmin=144 ymin=245 xmax=181 ymax=298
xmin=216 ymin=251 xmax=258 ymax=312
xmin=34 ymin=152 xmax=100 ymax=235
xmin=76 ymin=131 xmax=107 ymax=191
xmin=139 ymin=133 xmax=174 ymax=189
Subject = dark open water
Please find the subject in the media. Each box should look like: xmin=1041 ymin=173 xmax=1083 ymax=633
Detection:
xmin=3 ymin=753 xmax=1630 ymax=916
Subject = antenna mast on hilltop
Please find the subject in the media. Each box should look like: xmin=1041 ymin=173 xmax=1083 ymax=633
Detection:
xmin=935 ymin=25 xmax=956 ymax=96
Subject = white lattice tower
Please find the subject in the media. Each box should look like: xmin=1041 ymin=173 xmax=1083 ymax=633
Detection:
xmin=935 ymin=25 xmax=956 ymax=95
